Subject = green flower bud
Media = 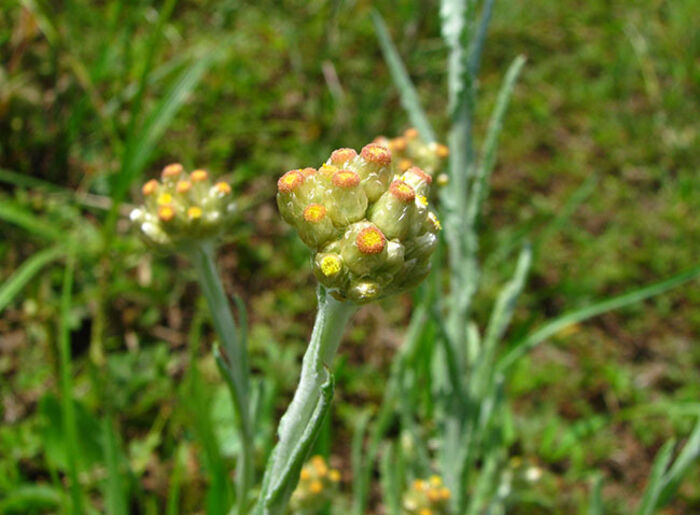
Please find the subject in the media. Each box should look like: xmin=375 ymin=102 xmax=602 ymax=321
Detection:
xmin=291 ymin=456 xmax=341 ymax=513
xmin=276 ymin=139 xmax=443 ymax=304
xmin=130 ymin=164 xmax=236 ymax=249
xmin=297 ymin=203 xmax=337 ymax=249
xmin=356 ymin=143 xmax=393 ymax=202
xmin=327 ymin=170 xmax=368 ymax=225
xmin=402 ymin=475 xmax=451 ymax=515
xmin=313 ymin=252 xmax=347 ymax=288
xmin=369 ymin=180 xmax=418 ymax=240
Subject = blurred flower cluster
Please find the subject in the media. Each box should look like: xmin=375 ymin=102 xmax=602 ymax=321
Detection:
xmin=402 ymin=475 xmax=451 ymax=515
xmin=290 ymin=455 xmax=341 ymax=513
xmin=129 ymin=163 xmax=236 ymax=248
xmin=276 ymin=132 xmax=446 ymax=304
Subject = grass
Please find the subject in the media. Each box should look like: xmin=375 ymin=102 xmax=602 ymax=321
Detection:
xmin=0 ymin=0 xmax=698 ymax=512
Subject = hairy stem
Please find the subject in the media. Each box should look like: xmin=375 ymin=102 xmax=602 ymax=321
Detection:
xmin=256 ymin=287 xmax=356 ymax=514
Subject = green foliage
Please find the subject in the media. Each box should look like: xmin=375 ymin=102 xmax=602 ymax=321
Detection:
xmin=1 ymin=0 xmax=699 ymax=513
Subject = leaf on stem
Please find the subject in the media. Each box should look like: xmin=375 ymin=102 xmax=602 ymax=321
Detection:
xmin=371 ymin=9 xmax=436 ymax=143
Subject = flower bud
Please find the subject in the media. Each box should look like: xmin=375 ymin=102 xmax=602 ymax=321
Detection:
xmin=130 ymin=163 xmax=235 ymax=249
xmin=357 ymin=143 xmax=393 ymax=202
xmin=276 ymin=138 xmax=442 ymax=304
xmin=327 ymin=170 xmax=368 ymax=225
xmin=369 ymin=180 xmax=417 ymax=240
xmin=402 ymin=475 xmax=451 ymax=515
xmin=291 ymin=455 xmax=340 ymax=513
xmin=298 ymin=203 xmax=336 ymax=248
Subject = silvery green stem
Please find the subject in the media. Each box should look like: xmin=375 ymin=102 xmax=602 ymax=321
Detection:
xmin=190 ymin=241 xmax=253 ymax=514
xmin=255 ymin=286 xmax=356 ymax=514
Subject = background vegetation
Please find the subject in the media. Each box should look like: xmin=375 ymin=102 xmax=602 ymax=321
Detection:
xmin=1 ymin=0 xmax=698 ymax=512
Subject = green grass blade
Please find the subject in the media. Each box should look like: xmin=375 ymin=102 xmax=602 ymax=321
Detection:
xmin=588 ymin=474 xmax=604 ymax=515
xmin=657 ymin=415 xmax=700 ymax=507
xmin=0 ymin=245 xmax=63 ymax=313
xmin=379 ymin=442 xmax=401 ymax=515
xmin=467 ymin=55 xmax=525 ymax=225
xmin=58 ymin=247 xmax=84 ymax=514
xmin=468 ymin=0 xmax=495 ymax=77
xmin=102 ymin=417 xmax=128 ymax=515
xmin=371 ymin=10 xmax=436 ymax=143
xmin=637 ymin=439 xmax=676 ymax=515
xmin=0 ymin=201 xmax=64 ymax=241
xmin=113 ymin=53 xmax=216 ymax=205
xmin=498 ymin=265 xmax=700 ymax=372
xmin=0 ymin=485 xmax=65 ymax=513
xmin=0 ymin=168 xmax=64 ymax=192
xmin=472 ymin=243 xmax=532 ymax=395
xmin=350 ymin=410 xmax=372 ymax=515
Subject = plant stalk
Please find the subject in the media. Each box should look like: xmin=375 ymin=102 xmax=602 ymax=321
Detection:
xmin=190 ymin=242 xmax=253 ymax=513
xmin=256 ymin=286 xmax=356 ymax=514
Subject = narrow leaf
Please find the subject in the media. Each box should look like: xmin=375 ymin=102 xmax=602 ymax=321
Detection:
xmin=371 ymin=10 xmax=436 ymax=142
xmin=467 ymin=55 xmax=526 ymax=225
xmin=657 ymin=415 xmax=700 ymax=507
xmin=498 ymin=265 xmax=700 ymax=372
xmin=637 ymin=439 xmax=676 ymax=515
xmin=0 ymin=246 xmax=63 ymax=313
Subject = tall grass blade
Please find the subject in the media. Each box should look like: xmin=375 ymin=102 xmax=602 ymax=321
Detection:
xmin=588 ymin=474 xmax=604 ymax=515
xmin=468 ymin=0 xmax=495 ymax=76
xmin=0 ymin=202 xmax=64 ymax=241
xmin=0 ymin=246 xmax=63 ymax=313
xmin=351 ymin=410 xmax=372 ymax=515
xmin=498 ymin=265 xmax=700 ymax=371
xmin=467 ymin=55 xmax=526 ymax=225
xmin=102 ymin=417 xmax=128 ymax=515
xmin=637 ymin=439 xmax=676 ymax=515
xmin=112 ymin=53 xmax=216 ymax=207
xmin=58 ymin=248 xmax=84 ymax=514
xmin=371 ymin=10 xmax=436 ymax=143
xmin=657 ymin=415 xmax=700 ymax=507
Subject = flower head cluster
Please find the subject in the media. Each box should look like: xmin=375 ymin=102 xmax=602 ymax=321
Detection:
xmin=277 ymin=141 xmax=443 ymax=304
xmin=290 ymin=455 xmax=341 ymax=512
xmin=130 ymin=163 xmax=235 ymax=248
xmin=402 ymin=475 xmax=451 ymax=515
xmin=373 ymin=127 xmax=449 ymax=176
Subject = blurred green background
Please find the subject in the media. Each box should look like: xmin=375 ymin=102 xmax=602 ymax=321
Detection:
xmin=1 ymin=0 xmax=698 ymax=512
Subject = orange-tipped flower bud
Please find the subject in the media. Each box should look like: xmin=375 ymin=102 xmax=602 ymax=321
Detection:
xmin=389 ymin=180 xmax=416 ymax=203
xmin=176 ymin=180 xmax=192 ymax=194
xmin=332 ymin=170 xmax=361 ymax=189
xmin=190 ymin=169 xmax=208 ymax=183
xmin=330 ymin=148 xmax=357 ymax=165
xmin=277 ymin=170 xmax=305 ymax=193
xmin=158 ymin=205 xmax=175 ymax=222
xmin=360 ymin=143 xmax=391 ymax=167
xmin=404 ymin=127 xmax=419 ymax=140
xmin=142 ymin=179 xmax=159 ymax=196
xmin=162 ymin=163 xmax=184 ymax=179
xmin=356 ymin=226 xmax=385 ymax=254
xmin=215 ymin=182 xmax=231 ymax=195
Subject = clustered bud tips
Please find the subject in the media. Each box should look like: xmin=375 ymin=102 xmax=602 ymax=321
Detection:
xmin=190 ymin=169 xmax=208 ymax=182
xmin=142 ymin=179 xmax=158 ymax=196
xmin=356 ymin=226 xmax=386 ymax=254
xmin=330 ymin=147 xmax=357 ymax=165
xmin=378 ymin=128 xmax=449 ymax=177
xmin=290 ymin=455 xmax=340 ymax=512
xmin=389 ymin=180 xmax=416 ymax=202
xmin=332 ymin=170 xmax=361 ymax=188
xmin=162 ymin=163 xmax=183 ymax=179
xmin=403 ymin=475 xmax=451 ymax=515
xmin=360 ymin=143 xmax=391 ymax=167
xmin=130 ymin=163 xmax=236 ymax=248
xmin=277 ymin=135 xmax=445 ymax=304
xmin=278 ymin=170 xmax=305 ymax=193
